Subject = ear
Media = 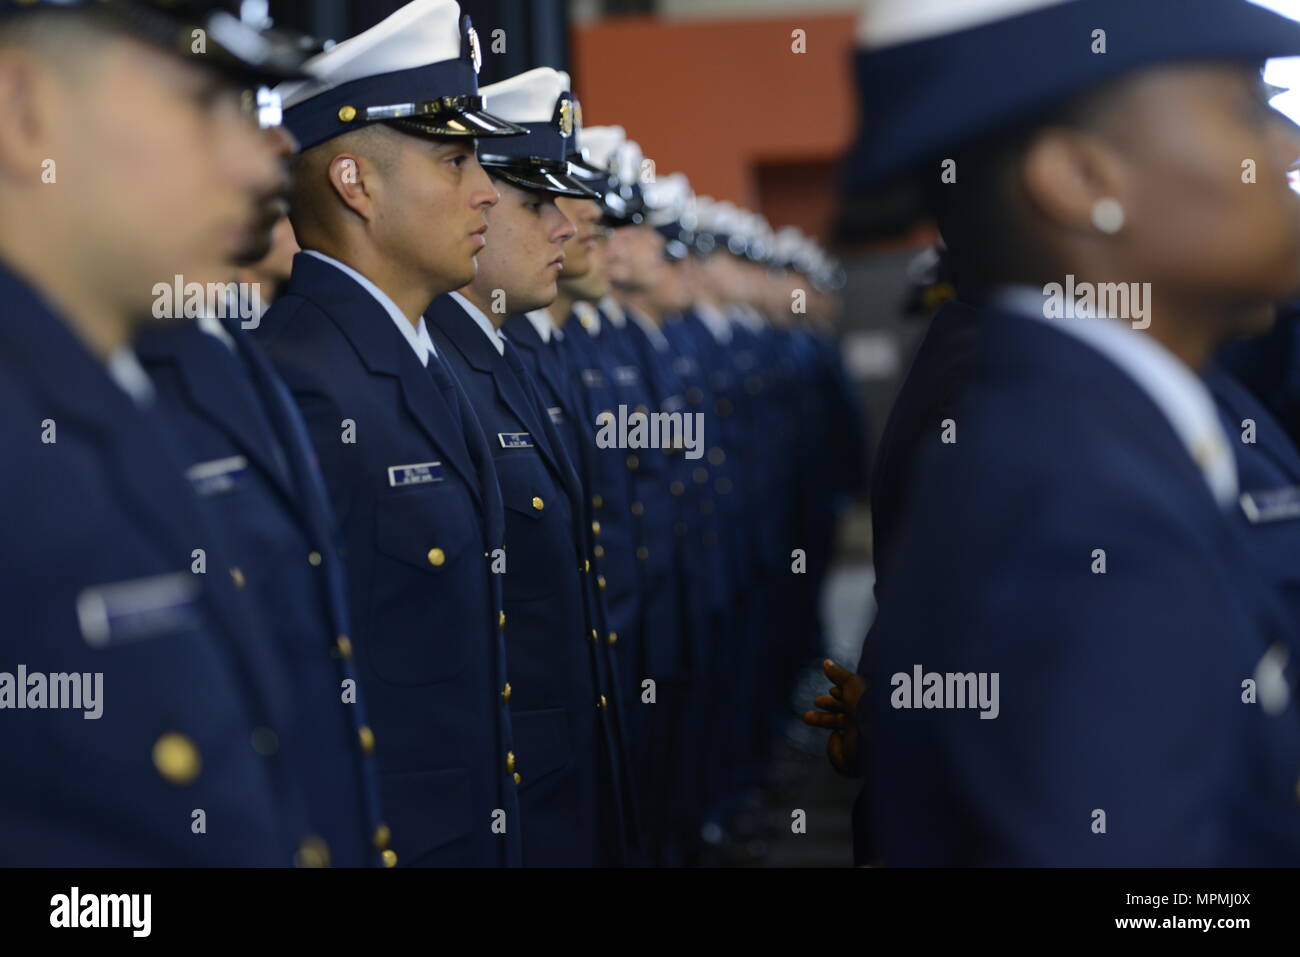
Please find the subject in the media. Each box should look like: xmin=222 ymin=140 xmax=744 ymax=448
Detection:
xmin=1019 ymin=125 xmax=1128 ymax=236
xmin=0 ymin=51 xmax=56 ymax=180
xmin=325 ymin=152 xmax=380 ymax=222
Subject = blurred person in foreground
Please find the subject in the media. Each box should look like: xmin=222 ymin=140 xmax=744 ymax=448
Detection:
xmin=0 ymin=0 xmax=330 ymax=865
xmin=808 ymin=0 xmax=1300 ymax=866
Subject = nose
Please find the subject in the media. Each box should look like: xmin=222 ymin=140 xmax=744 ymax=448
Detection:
xmin=467 ymin=157 xmax=500 ymax=210
xmin=551 ymin=205 xmax=576 ymax=245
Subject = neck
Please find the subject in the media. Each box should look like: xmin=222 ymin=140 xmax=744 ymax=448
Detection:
xmin=308 ymin=237 xmax=439 ymax=327
xmin=0 ymin=229 xmax=131 ymax=358
xmin=459 ymin=284 xmax=506 ymax=329
xmin=624 ymin=291 xmax=661 ymax=325
xmin=1021 ymin=263 xmax=1239 ymax=372
xmin=548 ymin=288 xmax=575 ymax=328
xmin=1138 ymin=291 xmax=1247 ymax=372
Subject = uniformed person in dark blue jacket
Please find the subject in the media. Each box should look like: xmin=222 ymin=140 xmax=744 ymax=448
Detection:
xmin=502 ymin=109 xmax=646 ymax=861
xmin=1205 ymin=354 xmax=1300 ymax=862
xmin=617 ymin=176 xmax=728 ymax=866
xmin=136 ymin=119 xmax=387 ymax=864
xmin=0 ymin=0 xmax=333 ymax=865
xmin=808 ymin=0 xmax=1300 ymax=865
xmin=250 ymin=0 xmax=531 ymax=868
xmin=426 ymin=67 xmax=633 ymax=866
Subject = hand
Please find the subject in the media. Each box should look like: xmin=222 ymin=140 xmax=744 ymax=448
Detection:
xmin=802 ymin=658 xmax=867 ymax=778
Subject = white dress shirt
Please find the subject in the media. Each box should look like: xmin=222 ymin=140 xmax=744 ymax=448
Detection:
xmin=598 ymin=294 xmax=627 ymax=328
xmin=523 ymin=308 xmax=557 ymax=343
xmin=627 ymin=306 xmax=670 ymax=352
xmin=573 ymin=300 xmax=602 ymax=335
xmin=693 ymin=301 xmax=733 ymax=343
xmin=448 ymin=291 xmax=506 ymax=355
xmin=105 ymin=347 xmax=155 ymax=407
xmin=994 ymin=285 xmax=1237 ymax=509
xmin=304 ymin=249 xmax=437 ymax=366
xmin=197 ymin=314 xmax=237 ymax=352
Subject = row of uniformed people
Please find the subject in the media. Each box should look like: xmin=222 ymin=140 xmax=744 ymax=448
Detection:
xmin=805 ymin=0 xmax=1300 ymax=866
xmin=253 ymin=3 xmax=865 ymax=867
xmin=0 ymin=0 xmax=863 ymax=866
xmin=496 ymin=137 xmax=866 ymax=862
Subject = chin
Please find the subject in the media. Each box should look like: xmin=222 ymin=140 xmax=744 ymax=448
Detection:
xmin=517 ymin=285 xmax=556 ymax=315
xmin=232 ymin=237 xmax=274 ymax=269
xmin=561 ymin=255 xmax=590 ymax=279
xmin=440 ymin=261 xmax=477 ymax=295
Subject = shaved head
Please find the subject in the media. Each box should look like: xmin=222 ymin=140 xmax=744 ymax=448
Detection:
xmin=0 ymin=8 xmax=117 ymax=77
xmin=287 ymin=124 xmax=402 ymax=244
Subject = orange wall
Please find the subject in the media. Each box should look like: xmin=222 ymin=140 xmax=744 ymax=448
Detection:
xmin=570 ymin=12 xmax=858 ymax=240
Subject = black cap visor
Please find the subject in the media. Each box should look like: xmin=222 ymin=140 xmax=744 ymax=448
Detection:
xmin=369 ymin=97 xmax=527 ymax=138
xmin=95 ymin=2 xmax=314 ymax=86
xmin=482 ymin=158 xmax=600 ymax=199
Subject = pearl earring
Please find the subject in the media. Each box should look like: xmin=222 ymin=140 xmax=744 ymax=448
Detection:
xmin=1091 ymin=197 xmax=1125 ymax=235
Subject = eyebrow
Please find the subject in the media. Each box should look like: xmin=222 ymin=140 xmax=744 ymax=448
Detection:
xmin=431 ymin=137 xmax=479 ymax=155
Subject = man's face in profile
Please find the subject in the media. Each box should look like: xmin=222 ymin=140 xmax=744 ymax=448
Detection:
xmin=31 ymin=31 xmax=285 ymax=311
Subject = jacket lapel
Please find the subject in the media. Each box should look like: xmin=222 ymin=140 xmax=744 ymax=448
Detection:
xmin=429 ymin=296 xmax=567 ymax=475
xmin=286 ymin=254 xmax=482 ymax=503
xmin=1208 ymin=364 xmax=1300 ymax=482
xmin=136 ymin=320 xmax=295 ymax=503
xmin=0 ymin=266 xmax=285 ymax=717
xmin=510 ymin=321 xmax=581 ymax=422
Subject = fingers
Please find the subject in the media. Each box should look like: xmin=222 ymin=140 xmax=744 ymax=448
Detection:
xmin=802 ymin=709 xmax=850 ymax=730
xmin=813 ymin=693 xmax=848 ymax=712
xmin=822 ymin=658 xmax=856 ymax=687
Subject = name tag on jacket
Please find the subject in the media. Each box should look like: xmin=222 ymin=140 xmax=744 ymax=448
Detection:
xmin=185 ymin=455 xmax=249 ymax=496
xmin=1240 ymin=486 xmax=1300 ymax=524
xmin=498 ymin=432 xmax=534 ymax=449
xmin=388 ymin=461 xmax=445 ymax=487
xmin=77 ymin=572 xmax=203 ymax=649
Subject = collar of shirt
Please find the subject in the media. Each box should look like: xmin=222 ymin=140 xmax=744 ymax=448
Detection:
xmin=599 ymin=295 xmax=627 ymax=328
xmin=303 ymin=249 xmax=437 ymax=366
xmin=523 ymin=308 xmax=556 ymax=343
xmin=572 ymin=300 xmax=601 ymax=335
xmin=197 ymin=314 xmax=237 ymax=353
xmin=627 ymin=305 xmax=670 ymax=351
xmin=106 ymin=346 xmax=155 ymax=407
xmin=694 ymin=301 xmax=733 ymax=343
xmin=733 ymin=304 xmax=767 ymax=332
xmin=449 ymin=291 xmax=506 ymax=355
xmin=994 ymin=284 xmax=1237 ymax=509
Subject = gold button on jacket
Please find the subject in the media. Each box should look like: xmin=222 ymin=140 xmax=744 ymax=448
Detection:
xmin=358 ymin=725 xmax=376 ymax=755
xmin=295 ymin=836 xmax=331 ymax=868
xmin=153 ymin=732 xmax=201 ymax=785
